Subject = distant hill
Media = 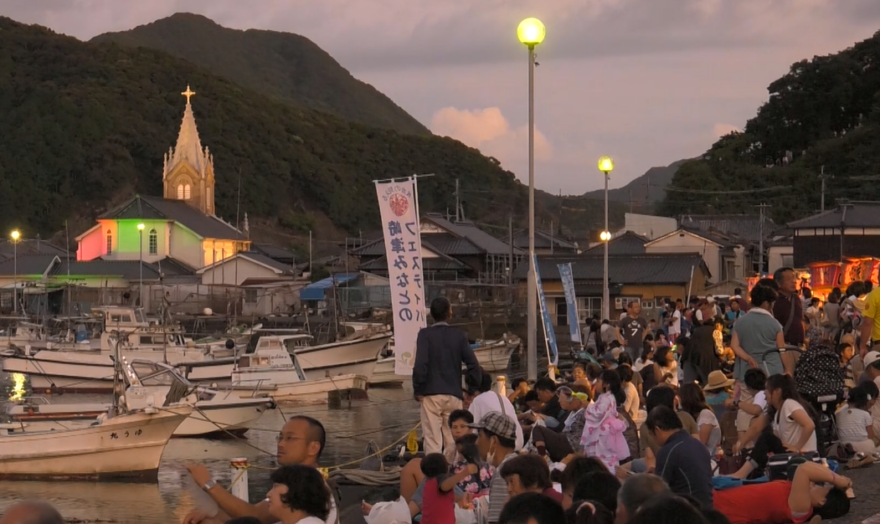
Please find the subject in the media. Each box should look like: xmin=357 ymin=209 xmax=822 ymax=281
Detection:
xmin=658 ymin=30 xmax=880 ymax=225
xmin=0 ymin=17 xmax=529 ymax=243
xmin=583 ymin=160 xmax=686 ymax=204
xmin=91 ymin=13 xmax=430 ymax=136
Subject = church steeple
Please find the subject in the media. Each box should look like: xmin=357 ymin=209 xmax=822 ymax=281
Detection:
xmin=163 ymin=85 xmax=216 ymax=215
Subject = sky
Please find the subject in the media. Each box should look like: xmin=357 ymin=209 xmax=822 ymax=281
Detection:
xmin=5 ymin=0 xmax=880 ymax=194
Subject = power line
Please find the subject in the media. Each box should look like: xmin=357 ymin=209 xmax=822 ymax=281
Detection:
xmin=664 ymin=185 xmax=791 ymax=194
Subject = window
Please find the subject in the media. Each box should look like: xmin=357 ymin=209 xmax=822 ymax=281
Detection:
xmin=177 ymin=184 xmax=184 ymax=199
xmin=106 ymin=230 xmax=112 ymax=254
xmin=555 ymin=297 xmax=568 ymax=326
xmin=781 ymin=254 xmax=794 ymax=267
xmin=577 ymin=297 xmax=603 ymax=323
xmin=149 ymin=229 xmax=158 ymax=255
xmin=184 ymin=184 xmax=191 ymax=200
xmin=245 ymin=289 xmax=258 ymax=303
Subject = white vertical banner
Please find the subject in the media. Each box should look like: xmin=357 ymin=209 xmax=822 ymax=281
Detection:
xmin=375 ymin=178 xmax=426 ymax=375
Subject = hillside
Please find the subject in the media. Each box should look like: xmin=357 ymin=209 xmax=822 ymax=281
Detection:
xmin=583 ymin=160 xmax=685 ymax=204
xmin=0 ymin=17 xmax=528 ymax=243
xmin=91 ymin=13 xmax=429 ymax=136
xmin=658 ymin=30 xmax=880 ymax=225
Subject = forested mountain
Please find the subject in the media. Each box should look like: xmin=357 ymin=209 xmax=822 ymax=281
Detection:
xmin=658 ymin=31 xmax=880 ymax=225
xmin=91 ymin=13 xmax=429 ymax=136
xmin=0 ymin=17 xmax=527 ymax=240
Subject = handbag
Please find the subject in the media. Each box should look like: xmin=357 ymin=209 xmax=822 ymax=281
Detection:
xmin=765 ymin=451 xmax=821 ymax=480
xmin=716 ymin=453 xmax=746 ymax=475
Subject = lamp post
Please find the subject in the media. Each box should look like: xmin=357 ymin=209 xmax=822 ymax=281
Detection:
xmin=598 ymin=156 xmax=615 ymax=320
xmin=137 ymin=223 xmax=145 ymax=309
xmin=518 ymin=17 xmax=546 ymax=382
xmin=10 ymin=230 xmax=20 ymax=315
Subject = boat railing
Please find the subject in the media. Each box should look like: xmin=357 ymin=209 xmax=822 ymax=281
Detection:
xmin=9 ymin=396 xmax=52 ymax=406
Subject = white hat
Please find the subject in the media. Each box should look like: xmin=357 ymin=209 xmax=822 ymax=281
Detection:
xmin=864 ymin=351 xmax=880 ymax=368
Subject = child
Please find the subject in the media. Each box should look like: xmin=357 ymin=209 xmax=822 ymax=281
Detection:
xmin=837 ymin=342 xmax=856 ymax=389
xmin=726 ymin=368 xmax=767 ymax=448
xmin=836 ymin=383 xmax=879 ymax=455
xmin=703 ymin=370 xmax=733 ymax=421
xmin=451 ymin=434 xmax=493 ymax=496
xmin=416 ymin=453 xmax=478 ymax=524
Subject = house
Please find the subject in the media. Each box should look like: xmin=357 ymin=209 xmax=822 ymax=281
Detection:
xmin=645 ymin=227 xmax=747 ymax=285
xmin=680 ymin=214 xmax=774 ymax=243
xmin=514 ymin=253 xmax=709 ymax=326
xmin=352 ymin=214 xmax=523 ymax=282
xmin=0 ymin=239 xmax=68 ymax=259
xmin=299 ymin=272 xmax=391 ymax=314
xmin=512 ymin=229 xmax=580 ymax=255
xmin=582 ymin=231 xmax=648 ymax=255
xmin=197 ymin=252 xmax=297 ymax=286
xmin=787 ymin=202 xmax=880 ymax=267
xmin=251 ymin=243 xmax=298 ymax=266
xmin=75 ymin=87 xmax=249 ymax=270
xmin=623 ymin=213 xmax=677 ymax=241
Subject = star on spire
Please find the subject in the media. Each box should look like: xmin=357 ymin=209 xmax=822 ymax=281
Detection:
xmin=182 ymin=85 xmax=196 ymax=104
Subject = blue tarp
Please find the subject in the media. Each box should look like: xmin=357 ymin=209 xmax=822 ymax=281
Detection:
xmin=300 ymin=273 xmax=360 ymax=301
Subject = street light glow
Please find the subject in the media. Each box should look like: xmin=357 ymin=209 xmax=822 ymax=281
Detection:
xmin=10 ymin=230 xmax=20 ymax=241
xmin=517 ymin=18 xmax=546 ymax=47
xmin=137 ymin=223 xmax=145 ymax=231
xmin=600 ymin=231 xmax=611 ymax=242
xmin=598 ymin=156 xmax=615 ymax=174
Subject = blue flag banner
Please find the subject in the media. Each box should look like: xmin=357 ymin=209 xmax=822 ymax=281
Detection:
xmin=558 ymin=263 xmax=581 ymax=345
xmin=533 ymin=254 xmax=559 ymax=365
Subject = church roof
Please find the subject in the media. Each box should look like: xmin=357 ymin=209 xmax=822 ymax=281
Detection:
xmin=167 ymin=86 xmax=207 ymax=175
xmin=99 ymin=195 xmax=246 ymax=240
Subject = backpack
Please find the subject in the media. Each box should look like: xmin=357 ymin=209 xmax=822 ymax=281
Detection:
xmin=617 ymin=406 xmax=640 ymax=461
xmin=794 ymin=344 xmax=844 ymax=399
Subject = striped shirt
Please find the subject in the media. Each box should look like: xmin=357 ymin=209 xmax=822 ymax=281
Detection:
xmin=487 ymin=453 xmax=516 ymax=524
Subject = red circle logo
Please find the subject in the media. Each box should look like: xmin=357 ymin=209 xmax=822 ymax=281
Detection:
xmin=388 ymin=193 xmax=409 ymax=217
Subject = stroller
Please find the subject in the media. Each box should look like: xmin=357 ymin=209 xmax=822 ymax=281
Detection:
xmin=794 ymin=341 xmax=845 ymax=457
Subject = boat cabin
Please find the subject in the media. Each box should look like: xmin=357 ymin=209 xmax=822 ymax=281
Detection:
xmin=95 ymin=306 xmax=188 ymax=349
xmin=236 ymin=336 xmax=307 ymax=381
xmin=244 ymin=333 xmax=313 ymax=355
xmin=123 ymin=359 xmax=198 ymax=410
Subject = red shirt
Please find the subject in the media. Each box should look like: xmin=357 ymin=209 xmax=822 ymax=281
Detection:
xmin=714 ymin=481 xmax=812 ymax=524
xmin=420 ymin=477 xmax=455 ymax=524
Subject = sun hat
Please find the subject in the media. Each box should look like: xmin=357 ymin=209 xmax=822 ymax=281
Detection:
xmin=703 ymin=370 xmax=735 ymax=391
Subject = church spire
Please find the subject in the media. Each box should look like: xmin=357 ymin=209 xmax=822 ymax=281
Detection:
xmin=169 ymin=85 xmax=205 ymax=174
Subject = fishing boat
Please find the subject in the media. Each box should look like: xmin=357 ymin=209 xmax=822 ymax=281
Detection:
xmin=4 ymin=361 xmax=274 ymax=438
xmin=230 ymin=336 xmax=368 ymax=403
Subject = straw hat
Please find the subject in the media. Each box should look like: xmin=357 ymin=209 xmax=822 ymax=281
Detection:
xmin=703 ymin=370 xmax=735 ymax=391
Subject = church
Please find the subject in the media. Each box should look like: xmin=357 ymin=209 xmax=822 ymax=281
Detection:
xmin=75 ymin=86 xmax=249 ymax=269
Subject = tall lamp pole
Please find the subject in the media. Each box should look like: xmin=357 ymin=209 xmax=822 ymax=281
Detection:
xmin=10 ymin=230 xmax=20 ymax=315
xmin=598 ymin=157 xmax=615 ymax=320
xmin=137 ymin=223 xmax=145 ymax=309
xmin=517 ymin=17 xmax=546 ymax=382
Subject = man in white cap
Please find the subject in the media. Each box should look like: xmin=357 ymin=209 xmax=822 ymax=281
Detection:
xmin=470 ymin=412 xmax=519 ymax=524
xmin=861 ymin=351 xmax=880 ymax=437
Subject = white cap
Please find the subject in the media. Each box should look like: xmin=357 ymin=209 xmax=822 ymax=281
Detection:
xmin=864 ymin=351 xmax=880 ymax=368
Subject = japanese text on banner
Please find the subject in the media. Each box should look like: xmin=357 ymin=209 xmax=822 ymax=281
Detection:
xmin=375 ymin=178 xmax=426 ymax=376
xmin=558 ymin=263 xmax=581 ymax=345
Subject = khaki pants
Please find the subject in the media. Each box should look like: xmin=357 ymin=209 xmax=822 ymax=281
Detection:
xmin=420 ymin=394 xmax=462 ymax=461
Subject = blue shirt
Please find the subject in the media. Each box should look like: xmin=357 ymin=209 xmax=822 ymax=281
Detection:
xmin=731 ymin=309 xmax=784 ymax=382
xmin=656 ymin=430 xmax=714 ymax=509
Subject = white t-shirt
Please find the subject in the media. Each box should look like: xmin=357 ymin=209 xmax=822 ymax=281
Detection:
xmin=623 ymin=382 xmax=640 ymax=419
xmin=772 ymin=399 xmax=818 ymax=452
xmin=696 ymin=408 xmax=722 ymax=453
xmin=669 ymin=310 xmax=681 ymax=335
xmin=753 ymin=391 xmax=767 ymax=411
xmin=469 ymin=391 xmax=524 ymax=450
xmin=836 ymin=406 xmax=872 ymax=444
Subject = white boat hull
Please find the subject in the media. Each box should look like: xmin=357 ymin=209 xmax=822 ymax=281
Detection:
xmin=294 ymin=334 xmax=388 ymax=381
xmin=0 ymin=405 xmax=191 ymax=480
xmin=473 ymin=338 xmax=520 ymax=372
xmin=370 ymin=357 xmax=408 ymax=385
xmin=232 ymin=373 xmax=368 ymax=403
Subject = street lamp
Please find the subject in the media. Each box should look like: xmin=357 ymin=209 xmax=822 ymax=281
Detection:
xmin=598 ymin=156 xmax=614 ymax=320
xmin=518 ymin=16 xmax=546 ymax=382
xmin=10 ymin=230 xmax=19 ymax=315
xmin=137 ymin=223 xmax=145 ymax=309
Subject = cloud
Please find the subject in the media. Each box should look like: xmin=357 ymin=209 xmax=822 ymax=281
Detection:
xmin=712 ymin=123 xmax=741 ymax=138
xmin=430 ymin=107 xmax=553 ymax=171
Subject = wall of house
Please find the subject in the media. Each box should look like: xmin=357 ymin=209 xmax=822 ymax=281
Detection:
xmin=768 ymin=245 xmax=794 ymax=274
xmin=202 ymin=239 xmax=239 ymax=268
xmin=624 ymin=214 xmax=677 ymax=240
xmin=200 ymin=258 xmax=279 ymax=286
xmin=792 ymin=229 xmax=880 ymax=267
xmin=170 ymin=224 xmax=204 ymax=269
xmin=77 ymin=226 xmax=105 ymax=261
xmin=101 ymin=220 xmax=170 ymax=262
xmin=243 ymin=285 xmax=301 ymax=316
xmin=646 ymin=234 xmax=720 ymax=282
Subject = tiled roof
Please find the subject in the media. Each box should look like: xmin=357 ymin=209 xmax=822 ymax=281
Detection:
xmin=0 ymin=240 xmax=69 ymax=259
xmin=513 ymin=254 xmax=708 ymax=284
xmin=423 ymin=234 xmax=484 ymax=256
xmin=424 ymin=214 xmax=523 ymax=256
xmin=242 ymin=253 xmax=294 ymax=273
xmin=513 ymin=230 xmax=579 ymax=251
xmin=54 ymin=257 xmax=196 ymax=280
xmin=359 ymin=254 xmax=471 ymax=272
xmin=251 ymin=243 xmax=297 ymax=261
xmin=99 ymin=195 xmax=246 ymax=240
xmin=788 ymin=202 xmax=880 ymax=229
xmin=0 ymin=255 xmax=61 ymax=276
xmin=679 ymin=214 xmax=775 ymax=242
xmin=583 ymin=231 xmax=647 ymax=255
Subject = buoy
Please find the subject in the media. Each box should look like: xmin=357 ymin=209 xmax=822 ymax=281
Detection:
xmin=407 ymin=429 xmax=419 ymax=455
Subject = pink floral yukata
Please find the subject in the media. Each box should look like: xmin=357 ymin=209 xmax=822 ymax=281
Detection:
xmin=452 ymin=460 xmax=494 ymax=496
xmin=580 ymin=391 xmax=630 ymax=470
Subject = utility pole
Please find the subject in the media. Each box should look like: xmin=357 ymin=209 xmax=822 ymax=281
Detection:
xmin=754 ymin=203 xmax=772 ymax=275
xmin=508 ymin=214 xmax=514 ymax=287
xmin=819 ymin=166 xmax=831 ymax=212
xmin=628 ymin=188 xmax=635 ymax=214
xmin=550 ymin=220 xmax=554 ymax=254
xmin=455 ymin=179 xmax=460 ymax=222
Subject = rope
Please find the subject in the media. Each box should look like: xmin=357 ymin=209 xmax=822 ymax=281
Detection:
xmin=328 ymin=468 xmax=402 ymax=486
xmin=325 ymin=422 xmax=420 ymax=471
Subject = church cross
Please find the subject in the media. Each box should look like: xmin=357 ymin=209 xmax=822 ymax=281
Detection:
xmin=182 ymin=85 xmax=196 ymax=103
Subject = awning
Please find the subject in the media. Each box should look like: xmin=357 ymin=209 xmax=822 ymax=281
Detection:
xmin=299 ymin=273 xmax=360 ymax=301
xmin=574 ymin=284 xmax=623 ymax=296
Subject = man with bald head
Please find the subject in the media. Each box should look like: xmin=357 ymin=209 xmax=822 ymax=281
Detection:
xmin=183 ymin=415 xmax=337 ymax=524
xmin=1 ymin=500 xmax=63 ymax=524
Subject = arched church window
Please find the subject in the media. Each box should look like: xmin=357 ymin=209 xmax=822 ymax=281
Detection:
xmin=106 ymin=230 xmax=112 ymax=255
xmin=184 ymin=184 xmax=191 ymax=200
xmin=177 ymin=184 xmax=184 ymax=199
xmin=149 ymin=229 xmax=158 ymax=255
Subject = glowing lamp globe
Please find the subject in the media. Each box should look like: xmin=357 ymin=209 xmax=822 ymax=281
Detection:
xmin=10 ymin=230 xmax=20 ymax=241
xmin=517 ymin=18 xmax=546 ymax=47
xmin=598 ymin=156 xmax=615 ymax=174
xmin=600 ymin=231 xmax=611 ymax=242
xmin=137 ymin=223 xmax=145 ymax=231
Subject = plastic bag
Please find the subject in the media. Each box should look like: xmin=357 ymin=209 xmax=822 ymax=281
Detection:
xmin=364 ymin=497 xmax=412 ymax=524
xmin=455 ymin=505 xmax=476 ymax=524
